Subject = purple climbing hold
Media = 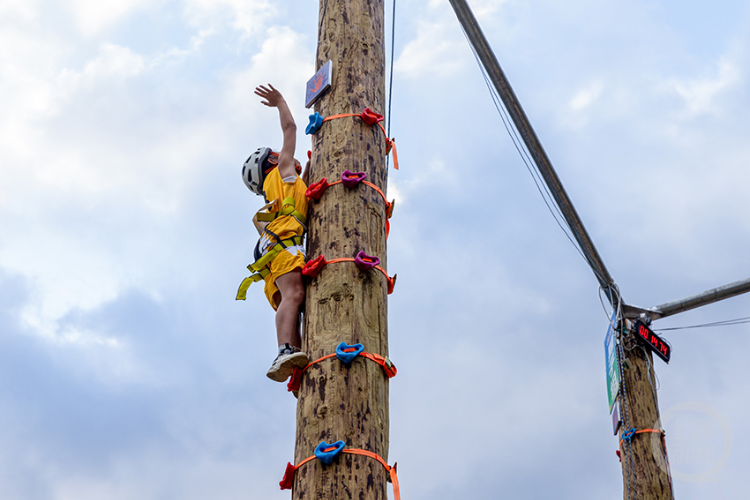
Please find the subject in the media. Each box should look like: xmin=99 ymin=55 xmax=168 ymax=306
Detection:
xmin=341 ymin=170 xmax=367 ymax=188
xmin=354 ymin=251 xmax=380 ymax=271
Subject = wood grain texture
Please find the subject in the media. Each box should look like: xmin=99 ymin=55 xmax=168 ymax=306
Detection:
xmin=618 ymin=322 xmax=673 ymax=500
xmin=293 ymin=1 xmax=390 ymax=498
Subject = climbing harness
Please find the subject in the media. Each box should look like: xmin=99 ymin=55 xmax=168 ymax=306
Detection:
xmin=305 ymin=108 xmax=399 ymax=170
xmin=280 ymin=440 xmax=400 ymax=500
xmin=235 ymin=235 xmax=304 ymax=300
xmin=302 ymin=252 xmax=396 ymax=294
xmin=287 ymin=341 xmax=397 ymax=394
xmin=255 ymin=196 xmax=307 ymax=227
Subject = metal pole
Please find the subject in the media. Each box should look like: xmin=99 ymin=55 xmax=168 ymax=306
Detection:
xmin=645 ymin=277 xmax=750 ymax=320
xmin=448 ymin=0 xmax=618 ymax=305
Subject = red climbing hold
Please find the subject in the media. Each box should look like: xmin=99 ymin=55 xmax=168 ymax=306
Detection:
xmin=387 ymin=274 xmax=397 ymax=295
xmin=360 ymin=107 xmax=385 ymax=126
xmin=305 ymin=177 xmax=330 ymax=200
xmin=302 ymin=255 xmax=327 ymax=278
xmin=280 ymin=462 xmax=296 ymax=490
xmin=287 ymin=367 xmax=303 ymax=393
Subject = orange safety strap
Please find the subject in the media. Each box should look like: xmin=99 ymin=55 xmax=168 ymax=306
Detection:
xmin=305 ymin=256 xmax=396 ymax=294
xmin=359 ymin=352 xmax=398 ymax=378
xmin=361 ymin=180 xmax=392 ymax=216
xmin=619 ymin=428 xmax=663 ymax=449
xmin=377 ymin=122 xmax=399 ymax=170
xmin=307 ymin=177 xmax=393 ymax=220
xmin=320 ymin=111 xmax=399 ymax=170
xmin=281 ymin=449 xmax=400 ymax=500
xmin=323 ymin=113 xmax=360 ymax=123
xmin=288 ymin=347 xmax=396 ymax=393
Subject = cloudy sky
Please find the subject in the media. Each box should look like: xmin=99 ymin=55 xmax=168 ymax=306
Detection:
xmin=2 ymin=0 xmax=749 ymax=498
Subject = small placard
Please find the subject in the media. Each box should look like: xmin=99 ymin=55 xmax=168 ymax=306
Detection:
xmin=305 ymin=60 xmax=332 ymax=108
xmin=612 ymin=400 xmax=622 ymax=435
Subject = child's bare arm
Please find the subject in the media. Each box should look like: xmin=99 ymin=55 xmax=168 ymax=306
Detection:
xmin=254 ymin=84 xmax=297 ymax=179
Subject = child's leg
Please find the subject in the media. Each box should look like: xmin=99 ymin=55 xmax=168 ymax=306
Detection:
xmin=274 ymin=269 xmax=305 ymax=348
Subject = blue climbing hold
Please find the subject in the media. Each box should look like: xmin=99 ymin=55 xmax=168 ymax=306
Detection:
xmin=622 ymin=427 xmax=636 ymax=442
xmin=336 ymin=342 xmax=365 ymax=365
xmin=306 ymin=112 xmax=324 ymax=135
xmin=314 ymin=440 xmax=346 ymax=465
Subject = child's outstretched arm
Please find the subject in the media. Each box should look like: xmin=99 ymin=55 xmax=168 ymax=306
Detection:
xmin=254 ymin=84 xmax=297 ymax=179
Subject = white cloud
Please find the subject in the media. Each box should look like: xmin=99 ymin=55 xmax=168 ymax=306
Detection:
xmin=184 ymin=0 xmax=276 ymax=37
xmin=669 ymin=57 xmax=741 ymax=116
xmin=569 ymin=80 xmax=604 ymax=111
xmin=395 ymin=16 xmax=466 ymax=79
xmin=65 ymin=0 xmax=155 ymax=38
xmin=59 ymin=43 xmax=146 ymax=90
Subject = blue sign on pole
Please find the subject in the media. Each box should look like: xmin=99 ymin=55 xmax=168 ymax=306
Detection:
xmin=305 ymin=60 xmax=332 ymax=108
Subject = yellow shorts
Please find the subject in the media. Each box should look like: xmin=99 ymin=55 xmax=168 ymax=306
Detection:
xmin=263 ymin=246 xmax=306 ymax=310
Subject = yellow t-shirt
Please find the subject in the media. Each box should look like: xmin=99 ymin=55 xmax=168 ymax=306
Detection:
xmin=260 ymin=167 xmax=308 ymax=247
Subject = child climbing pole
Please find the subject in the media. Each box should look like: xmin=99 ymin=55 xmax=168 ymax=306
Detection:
xmin=237 ymin=84 xmax=310 ymax=382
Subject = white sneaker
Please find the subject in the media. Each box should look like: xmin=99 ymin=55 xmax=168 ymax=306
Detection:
xmin=267 ymin=344 xmax=308 ymax=382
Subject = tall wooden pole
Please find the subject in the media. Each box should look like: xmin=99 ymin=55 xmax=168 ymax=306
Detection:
xmin=617 ymin=319 xmax=673 ymax=500
xmin=293 ymin=1 xmax=389 ymax=499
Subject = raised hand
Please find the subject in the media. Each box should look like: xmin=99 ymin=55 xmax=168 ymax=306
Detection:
xmin=255 ymin=84 xmax=285 ymax=108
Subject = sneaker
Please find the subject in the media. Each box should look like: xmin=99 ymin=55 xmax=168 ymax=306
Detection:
xmin=267 ymin=344 xmax=308 ymax=382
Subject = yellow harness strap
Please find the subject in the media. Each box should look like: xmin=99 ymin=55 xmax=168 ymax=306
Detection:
xmin=235 ymin=235 xmax=304 ymax=300
xmin=236 ymin=268 xmax=270 ymax=300
xmin=255 ymin=197 xmax=307 ymax=225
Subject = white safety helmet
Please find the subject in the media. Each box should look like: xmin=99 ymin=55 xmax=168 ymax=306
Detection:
xmin=242 ymin=147 xmax=273 ymax=195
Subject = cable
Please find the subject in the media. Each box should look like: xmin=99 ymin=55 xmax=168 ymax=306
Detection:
xmin=458 ymin=24 xmax=614 ymax=289
xmin=317 ymin=0 xmax=330 ymax=43
xmin=654 ymin=316 xmax=750 ymax=332
xmin=385 ymin=0 xmax=396 ymax=170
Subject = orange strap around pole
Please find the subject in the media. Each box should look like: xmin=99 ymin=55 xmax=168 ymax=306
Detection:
xmin=323 ymin=113 xmax=360 ymax=122
xmin=282 ymin=449 xmax=400 ymax=500
xmin=344 ymin=449 xmax=400 ymax=498
xmin=361 ymin=180 xmax=392 ymax=216
xmin=619 ymin=428 xmax=664 ymax=449
xmin=377 ymin=122 xmax=399 ymax=170
xmin=322 ymin=258 xmax=395 ymax=288
xmin=321 ymin=111 xmax=399 ymax=169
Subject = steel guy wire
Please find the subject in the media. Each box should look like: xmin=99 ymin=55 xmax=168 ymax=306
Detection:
xmin=458 ymin=24 xmax=615 ymax=290
xmin=654 ymin=316 xmax=750 ymax=331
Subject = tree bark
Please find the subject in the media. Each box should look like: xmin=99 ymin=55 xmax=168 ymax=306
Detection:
xmin=293 ymin=1 xmax=389 ymax=499
xmin=618 ymin=320 xmax=673 ymax=500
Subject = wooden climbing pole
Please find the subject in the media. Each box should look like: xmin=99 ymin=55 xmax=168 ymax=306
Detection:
xmin=617 ymin=319 xmax=673 ymax=500
xmin=291 ymin=0 xmax=392 ymax=498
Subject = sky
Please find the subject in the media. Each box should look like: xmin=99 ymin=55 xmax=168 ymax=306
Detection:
xmin=1 ymin=0 xmax=749 ymax=498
